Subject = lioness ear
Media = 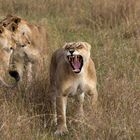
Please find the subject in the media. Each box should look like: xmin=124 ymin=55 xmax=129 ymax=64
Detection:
xmin=63 ymin=43 xmax=68 ymax=49
xmin=82 ymin=42 xmax=91 ymax=50
xmin=9 ymin=23 xmax=18 ymax=32
xmin=12 ymin=17 xmax=21 ymax=24
xmin=0 ymin=26 xmax=4 ymax=34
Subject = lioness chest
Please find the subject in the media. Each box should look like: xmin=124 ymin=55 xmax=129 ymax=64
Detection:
xmin=61 ymin=74 xmax=91 ymax=96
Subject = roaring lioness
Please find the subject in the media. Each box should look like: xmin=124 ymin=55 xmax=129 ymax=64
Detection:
xmin=0 ymin=25 xmax=18 ymax=87
xmin=49 ymin=42 xmax=98 ymax=135
xmin=1 ymin=15 xmax=48 ymax=82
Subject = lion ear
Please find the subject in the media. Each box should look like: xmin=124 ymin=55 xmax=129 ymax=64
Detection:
xmin=0 ymin=26 xmax=4 ymax=34
xmin=9 ymin=23 xmax=18 ymax=32
xmin=12 ymin=17 xmax=21 ymax=24
xmin=63 ymin=43 xmax=68 ymax=49
xmin=82 ymin=42 xmax=91 ymax=50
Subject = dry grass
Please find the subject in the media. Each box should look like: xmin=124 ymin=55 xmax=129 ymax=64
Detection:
xmin=0 ymin=0 xmax=140 ymax=140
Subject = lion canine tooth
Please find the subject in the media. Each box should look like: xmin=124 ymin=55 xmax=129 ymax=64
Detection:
xmin=75 ymin=55 xmax=77 ymax=61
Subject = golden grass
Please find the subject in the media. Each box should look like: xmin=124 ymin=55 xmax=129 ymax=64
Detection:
xmin=0 ymin=0 xmax=140 ymax=139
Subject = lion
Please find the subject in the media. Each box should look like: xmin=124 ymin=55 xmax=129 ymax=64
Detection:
xmin=0 ymin=25 xmax=18 ymax=88
xmin=1 ymin=15 xmax=48 ymax=83
xmin=49 ymin=42 xmax=98 ymax=135
xmin=1 ymin=14 xmax=48 ymax=60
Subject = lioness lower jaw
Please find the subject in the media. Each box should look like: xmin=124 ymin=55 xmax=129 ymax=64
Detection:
xmin=67 ymin=55 xmax=83 ymax=73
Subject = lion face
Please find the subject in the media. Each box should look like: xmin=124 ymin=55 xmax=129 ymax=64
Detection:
xmin=1 ymin=15 xmax=31 ymax=49
xmin=0 ymin=25 xmax=15 ymax=70
xmin=0 ymin=25 xmax=15 ymax=49
xmin=63 ymin=42 xmax=91 ymax=73
xmin=0 ymin=26 xmax=18 ymax=87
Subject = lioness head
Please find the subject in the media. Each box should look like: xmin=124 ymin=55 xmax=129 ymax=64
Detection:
xmin=1 ymin=15 xmax=31 ymax=46
xmin=0 ymin=25 xmax=18 ymax=87
xmin=63 ymin=42 xmax=91 ymax=73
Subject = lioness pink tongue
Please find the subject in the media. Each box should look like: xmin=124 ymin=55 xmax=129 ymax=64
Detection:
xmin=72 ymin=57 xmax=81 ymax=69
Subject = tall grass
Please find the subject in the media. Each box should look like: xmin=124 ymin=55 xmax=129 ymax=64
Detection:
xmin=0 ymin=0 xmax=140 ymax=140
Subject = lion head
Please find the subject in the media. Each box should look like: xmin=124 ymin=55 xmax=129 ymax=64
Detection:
xmin=1 ymin=15 xmax=47 ymax=83
xmin=63 ymin=42 xmax=91 ymax=73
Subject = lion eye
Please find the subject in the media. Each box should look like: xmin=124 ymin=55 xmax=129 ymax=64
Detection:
xmin=21 ymin=44 xmax=26 ymax=47
xmin=77 ymin=45 xmax=83 ymax=49
xmin=22 ymin=32 xmax=25 ymax=35
xmin=28 ymin=41 xmax=31 ymax=45
xmin=3 ymin=23 xmax=7 ymax=27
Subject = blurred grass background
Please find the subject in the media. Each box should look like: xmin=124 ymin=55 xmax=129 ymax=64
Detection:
xmin=0 ymin=0 xmax=140 ymax=139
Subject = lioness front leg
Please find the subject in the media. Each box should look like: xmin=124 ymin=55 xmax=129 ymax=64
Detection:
xmin=55 ymin=95 xmax=68 ymax=135
xmin=75 ymin=92 xmax=85 ymax=119
xmin=88 ymin=88 xmax=98 ymax=107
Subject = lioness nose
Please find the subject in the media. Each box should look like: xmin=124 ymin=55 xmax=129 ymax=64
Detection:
xmin=69 ymin=49 xmax=74 ymax=55
xmin=9 ymin=70 xmax=20 ymax=81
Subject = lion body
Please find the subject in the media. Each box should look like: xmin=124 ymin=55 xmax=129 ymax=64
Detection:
xmin=49 ymin=42 xmax=98 ymax=135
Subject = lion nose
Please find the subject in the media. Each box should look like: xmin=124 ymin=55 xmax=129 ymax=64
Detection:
xmin=9 ymin=70 xmax=20 ymax=81
xmin=69 ymin=49 xmax=74 ymax=55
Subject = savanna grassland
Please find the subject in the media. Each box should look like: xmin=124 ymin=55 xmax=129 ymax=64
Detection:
xmin=0 ymin=0 xmax=140 ymax=140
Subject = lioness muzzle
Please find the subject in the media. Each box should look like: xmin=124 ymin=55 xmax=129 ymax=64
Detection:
xmin=0 ymin=76 xmax=17 ymax=88
xmin=9 ymin=70 xmax=20 ymax=81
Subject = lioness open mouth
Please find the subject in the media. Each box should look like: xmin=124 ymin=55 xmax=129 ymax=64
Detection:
xmin=67 ymin=55 xmax=83 ymax=73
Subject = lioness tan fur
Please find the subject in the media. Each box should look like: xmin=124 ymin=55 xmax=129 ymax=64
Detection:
xmin=49 ymin=42 xmax=98 ymax=135
xmin=1 ymin=15 xmax=48 ymax=82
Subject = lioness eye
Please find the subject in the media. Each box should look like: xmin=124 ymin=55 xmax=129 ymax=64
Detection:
xmin=28 ymin=41 xmax=31 ymax=44
xmin=77 ymin=45 xmax=83 ymax=49
xmin=21 ymin=44 xmax=26 ymax=47
xmin=22 ymin=32 xmax=25 ymax=35
xmin=3 ymin=23 xmax=6 ymax=27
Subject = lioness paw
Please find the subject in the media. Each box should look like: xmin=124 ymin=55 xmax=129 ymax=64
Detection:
xmin=54 ymin=126 xmax=68 ymax=136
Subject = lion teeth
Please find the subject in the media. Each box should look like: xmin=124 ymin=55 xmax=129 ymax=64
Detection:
xmin=68 ymin=55 xmax=82 ymax=63
xmin=75 ymin=55 xmax=77 ymax=61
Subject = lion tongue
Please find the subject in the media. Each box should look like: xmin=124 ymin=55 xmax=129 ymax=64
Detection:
xmin=72 ymin=56 xmax=81 ymax=70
